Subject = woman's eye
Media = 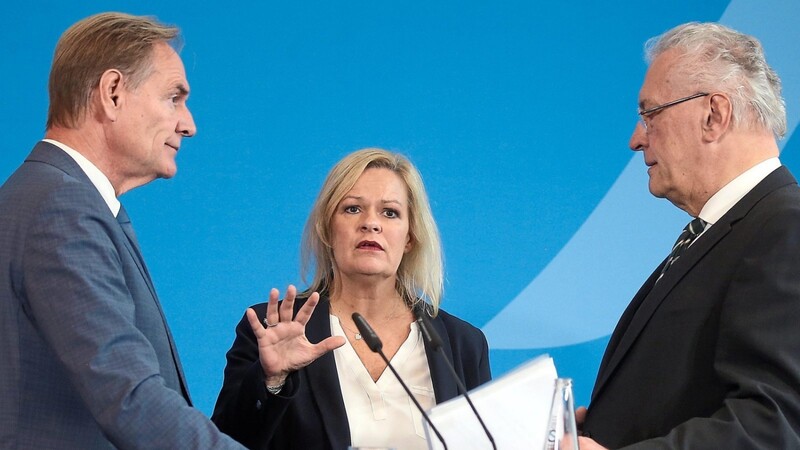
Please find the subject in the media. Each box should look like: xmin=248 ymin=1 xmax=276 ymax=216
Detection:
xmin=384 ymin=209 xmax=399 ymax=218
xmin=344 ymin=205 xmax=360 ymax=214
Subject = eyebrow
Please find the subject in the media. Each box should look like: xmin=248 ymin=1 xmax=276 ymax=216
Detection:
xmin=174 ymin=83 xmax=190 ymax=97
xmin=342 ymin=195 xmax=404 ymax=206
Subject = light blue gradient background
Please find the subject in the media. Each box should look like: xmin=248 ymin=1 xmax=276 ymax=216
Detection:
xmin=2 ymin=0 xmax=798 ymax=415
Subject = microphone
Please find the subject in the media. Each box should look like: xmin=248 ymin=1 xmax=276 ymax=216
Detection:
xmin=352 ymin=313 xmax=448 ymax=450
xmin=416 ymin=310 xmax=497 ymax=450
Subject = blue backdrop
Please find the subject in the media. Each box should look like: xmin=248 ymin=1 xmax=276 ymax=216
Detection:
xmin=2 ymin=0 xmax=799 ymax=415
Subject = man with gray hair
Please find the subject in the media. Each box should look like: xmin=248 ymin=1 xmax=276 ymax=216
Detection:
xmin=578 ymin=22 xmax=800 ymax=449
xmin=0 ymin=12 xmax=243 ymax=448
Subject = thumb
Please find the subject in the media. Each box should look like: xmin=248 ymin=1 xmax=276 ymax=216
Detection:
xmin=315 ymin=336 xmax=346 ymax=356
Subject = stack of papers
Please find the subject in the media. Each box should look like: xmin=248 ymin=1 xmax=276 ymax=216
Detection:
xmin=425 ymin=355 xmax=558 ymax=449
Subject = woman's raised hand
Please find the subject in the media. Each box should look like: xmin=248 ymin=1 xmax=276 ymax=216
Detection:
xmin=246 ymin=285 xmax=345 ymax=386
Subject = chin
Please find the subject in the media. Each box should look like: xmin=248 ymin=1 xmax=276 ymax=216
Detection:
xmin=350 ymin=266 xmax=392 ymax=278
xmin=648 ymin=180 xmax=666 ymax=198
xmin=158 ymin=164 xmax=178 ymax=179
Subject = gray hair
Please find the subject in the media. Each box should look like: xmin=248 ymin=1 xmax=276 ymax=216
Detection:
xmin=645 ymin=22 xmax=786 ymax=138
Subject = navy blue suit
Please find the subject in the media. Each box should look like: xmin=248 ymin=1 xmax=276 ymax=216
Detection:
xmin=0 ymin=142 xmax=242 ymax=448
xmin=212 ymin=297 xmax=491 ymax=449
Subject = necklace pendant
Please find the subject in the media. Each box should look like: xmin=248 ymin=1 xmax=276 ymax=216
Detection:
xmin=355 ymin=333 xmax=362 ymax=340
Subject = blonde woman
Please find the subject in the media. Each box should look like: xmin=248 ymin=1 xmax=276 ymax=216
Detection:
xmin=212 ymin=148 xmax=490 ymax=449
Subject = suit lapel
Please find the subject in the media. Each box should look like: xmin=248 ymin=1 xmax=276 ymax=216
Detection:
xmin=593 ymin=267 xmax=661 ymax=395
xmin=115 ymin=206 xmax=192 ymax=402
xmin=302 ymin=299 xmax=458 ymax=446
xmin=303 ymin=298 xmax=351 ymax=449
xmin=424 ymin=312 xmax=460 ymax=403
xmin=592 ymin=223 xmax=729 ymax=401
xmin=592 ymin=166 xmax=796 ymax=402
xmin=27 ymin=141 xmax=192 ymax=401
xmin=116 ymin=207 xmax=160 ymax=301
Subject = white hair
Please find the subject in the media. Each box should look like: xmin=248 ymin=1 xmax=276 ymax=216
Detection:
xmin=645 ymin=22 xmax=786 ymax=138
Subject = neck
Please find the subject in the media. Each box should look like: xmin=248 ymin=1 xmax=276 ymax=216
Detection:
xmin=331 ymin=275 xmax=404 ymax=314
xmin=44 ymin=126 xmax=150 ymax=196
xmin=680 ymin=131 xmax=779 ymax=216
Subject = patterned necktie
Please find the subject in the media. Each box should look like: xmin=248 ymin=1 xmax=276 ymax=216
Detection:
xmin=658 ymin=217 xmax=707 ymax=279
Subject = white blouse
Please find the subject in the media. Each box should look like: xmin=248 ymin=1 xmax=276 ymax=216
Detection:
xmin=330 ymin=315 xmax=435 ymax=450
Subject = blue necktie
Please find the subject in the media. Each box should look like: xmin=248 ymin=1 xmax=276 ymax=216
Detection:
xmin=117 ymin=205 xmax=156 ymax=285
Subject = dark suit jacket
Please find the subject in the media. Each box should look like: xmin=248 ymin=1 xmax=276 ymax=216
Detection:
xmin=583 ymin=166 xmax=800 ymax=449
xmin=0 ymin=142 xmax=241 ymax=448
xmin=211 ymin=297 xmax=491 ymax=449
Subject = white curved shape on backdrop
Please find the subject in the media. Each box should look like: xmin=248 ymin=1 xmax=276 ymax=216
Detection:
xmin=483 ymin=0 xmax=800 ymax=349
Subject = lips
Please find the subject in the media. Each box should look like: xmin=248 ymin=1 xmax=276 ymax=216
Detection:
xmin=356 ymin=240 xmax=383 ymax=250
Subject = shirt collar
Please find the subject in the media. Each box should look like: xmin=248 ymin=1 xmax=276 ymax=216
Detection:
xmin=698 ymin=157 xmax=781 ymax=225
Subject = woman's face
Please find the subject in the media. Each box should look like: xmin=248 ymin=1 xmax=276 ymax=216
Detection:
xmin=329 ymin=168 xmax=412 ymax=283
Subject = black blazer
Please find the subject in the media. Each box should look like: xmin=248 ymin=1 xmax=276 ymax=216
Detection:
xmin=583 ymin=166 xmax=800 ymax=449
xmin=212 ymin=297 xmax=491 ymax=449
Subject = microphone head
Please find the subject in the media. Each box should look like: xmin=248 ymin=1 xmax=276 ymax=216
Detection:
xmin=352 ymin=312 xmax=383 ymax=353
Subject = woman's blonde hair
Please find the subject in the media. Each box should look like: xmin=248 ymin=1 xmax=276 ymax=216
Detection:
xmin=301 ymin=148 xmax=444 ymax=315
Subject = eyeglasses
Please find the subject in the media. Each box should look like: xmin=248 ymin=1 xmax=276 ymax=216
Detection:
xmin=638 ymin=92 xmax=709 ymax=131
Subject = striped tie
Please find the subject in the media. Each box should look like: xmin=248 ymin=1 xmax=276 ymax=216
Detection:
xmin=658 ymin=217 xmax=707 ymax=279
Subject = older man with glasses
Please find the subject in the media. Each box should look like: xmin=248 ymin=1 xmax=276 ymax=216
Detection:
xmin=576 ymin=22 xmax=800 ymax=449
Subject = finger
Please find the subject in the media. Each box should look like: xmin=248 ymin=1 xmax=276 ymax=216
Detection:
xmin=265 ymin=288 xmax=280 ymax=327
xmin=245 ymin=308 xmax=265 ymax=335
xmin=279 ymin=284 xmax=297 ymax=322
xmin=575 ymin=406 xmax=587 ymax=425
xmin=293 ymin=291 xmax=320 ymax=325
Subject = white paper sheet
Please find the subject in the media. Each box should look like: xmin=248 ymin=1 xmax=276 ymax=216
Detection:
xmin=425 ymin=354 xmax=558 ymax=450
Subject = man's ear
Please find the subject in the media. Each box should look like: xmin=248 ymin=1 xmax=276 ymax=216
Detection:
xmin=702 ymin=93 xmax=732 ymax=142
xmin=97 ymin=69 xmax=124 ymax=122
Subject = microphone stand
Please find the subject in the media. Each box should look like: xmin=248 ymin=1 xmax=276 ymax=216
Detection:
xmin=416 ymin=311 xmax=497 ymax=450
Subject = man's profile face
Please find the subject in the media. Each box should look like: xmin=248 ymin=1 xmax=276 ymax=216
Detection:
xmin=111 ymin=42 xmax=196 ymax=184
xmin=629 ymin=49 xmax=708 ymax=210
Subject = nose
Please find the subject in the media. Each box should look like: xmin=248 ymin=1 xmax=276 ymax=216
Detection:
xmin=360 ymin=213 xmax=381 ymax=233
xmin=629 ymin=121 xmax=647 ymax=152
xmin=177 ymin=105 xmax=197 ymax=138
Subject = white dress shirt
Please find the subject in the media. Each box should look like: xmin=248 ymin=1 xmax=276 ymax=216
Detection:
xmin=697 ymin=157 xmax=781 ymax=233
xmin=331 ymin=315 xmax=435 ymax=450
